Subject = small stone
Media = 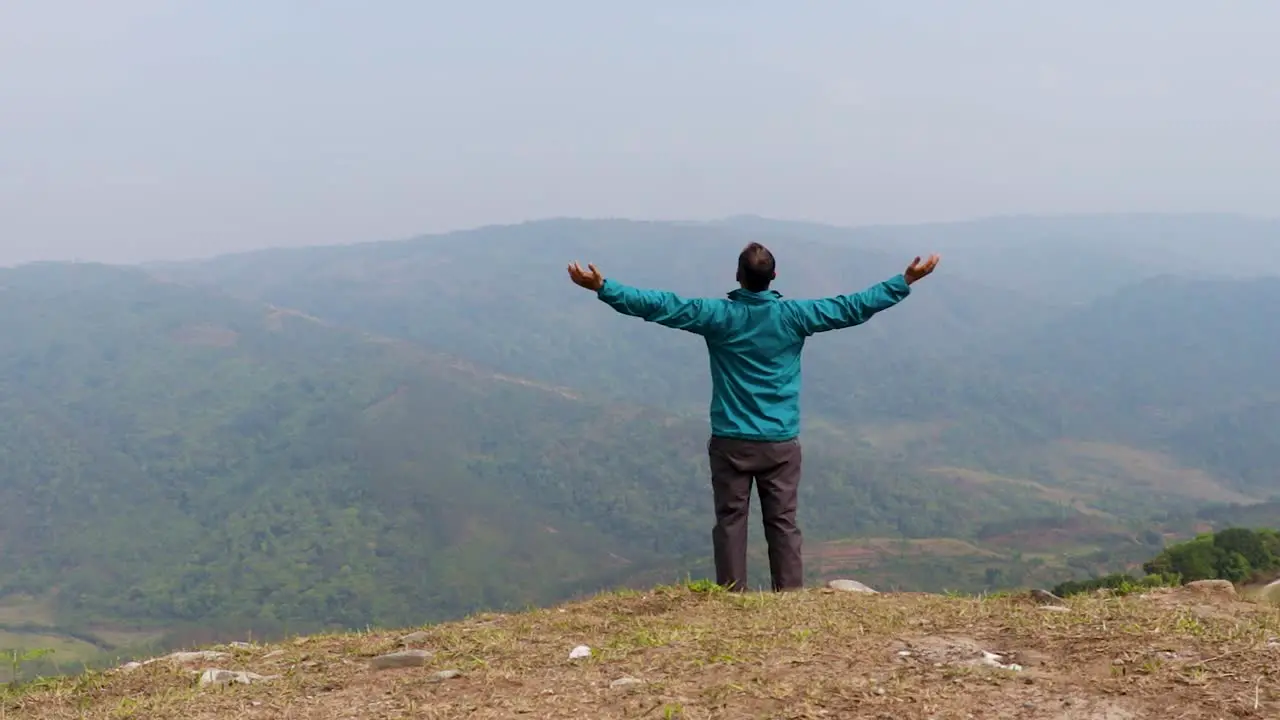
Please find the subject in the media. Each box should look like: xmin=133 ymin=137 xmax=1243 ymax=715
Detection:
xmin=159 ymin=651 xmax=230 ymax=664
xmin=428 ymin=669 xmax=461 ymax=683
xmin=198 ymin=669 xmax=275 ymax=687
xmin=228 ymin=642 xmax=254 ymax=650
xmin=827 ymin=579 xmax=878 ymax=594
xmin=118 ymin=661 xmax=143 ymax=673
xmin=976 ymin=650 xmax=1022 ymax=671
xmin=293 ymin=637 xmax=309 ymax=646
xmin=611 ymin=677 xmax=645 ymax=689
xmin=569 ymin=645 xmax=592 ymax=660
xmin=1029 ymin=589 xmax=1064 ymax=605
xmin=400 ymin=631 xmax=431 ymax=645
xmin=1038 ymin=605 xmax=1071 ymax=613
xmin=370 ymin=649 xmax=433 ymax=670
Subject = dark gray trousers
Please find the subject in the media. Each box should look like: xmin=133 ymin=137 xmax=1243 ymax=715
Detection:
xmin=707 ymin=435 xmax=803 ymax=592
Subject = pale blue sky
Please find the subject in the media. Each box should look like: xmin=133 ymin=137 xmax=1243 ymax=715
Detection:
xmin=2 ymin=1 xmax=1277 ymax=264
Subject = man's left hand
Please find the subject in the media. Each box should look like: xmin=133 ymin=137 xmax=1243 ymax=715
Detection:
xmin=568 ymin=261 xmax=605 ymax=291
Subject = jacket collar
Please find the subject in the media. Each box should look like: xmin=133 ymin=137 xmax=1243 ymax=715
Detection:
xmin=727 ymin=287 xmax=783 ymax=304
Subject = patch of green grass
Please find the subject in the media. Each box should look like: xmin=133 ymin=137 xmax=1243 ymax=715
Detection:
xmin=682 ymin=578 xmax=724 ymax=594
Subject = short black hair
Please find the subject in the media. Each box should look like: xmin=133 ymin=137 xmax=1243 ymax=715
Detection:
xmin=737 ymin=242 xmax=775 ymax=292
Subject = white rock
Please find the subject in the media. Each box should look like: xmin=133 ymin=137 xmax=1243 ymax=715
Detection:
xmin=977 ymin=650 xmax=1022 ymax=671
xmin=118 ymin=661 xmax=143 ymax=673
xmin=400 ymin=631 xmax=431 ymax=645
xmin=198 ymin=669 xmax=276 ymax=687
xmin=569 ymin=645 xmax=592 ymax=660
xmin=611 ymin=677 xmax=645 ymax=689
xmin=427 ymin=669 xmax=461 ymax=683
xmin=370 ymin=649 xmax=432 ymax=670
xmin=152 ymin=651 xmax=230 ymax=665
xmin=827 ymin=579 xmax=878 ymax=594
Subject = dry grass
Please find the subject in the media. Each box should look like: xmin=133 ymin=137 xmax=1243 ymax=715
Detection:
xmin=5 ymin=584 xmax=1280 ymax=719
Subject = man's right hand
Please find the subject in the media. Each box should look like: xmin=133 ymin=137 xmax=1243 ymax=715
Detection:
xmin=904 ymin=254 xmax=941 ymax=285
xmin=568 ymin=261 xmax=605 ymax=291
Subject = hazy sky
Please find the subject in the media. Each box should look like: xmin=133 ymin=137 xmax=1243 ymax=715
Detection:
xmin=2 ymin=1 xmax=1278 ymax=265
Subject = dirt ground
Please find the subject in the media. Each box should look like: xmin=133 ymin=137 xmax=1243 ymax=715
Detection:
xmin=4 ymin=581 xmax=1279 ymax=719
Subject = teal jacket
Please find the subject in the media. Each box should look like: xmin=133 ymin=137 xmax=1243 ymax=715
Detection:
xmin=596 ymin=274 xmax=912 ymax=442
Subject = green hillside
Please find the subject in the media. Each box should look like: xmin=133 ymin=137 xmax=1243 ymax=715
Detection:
xmin=3 ymin=215 xmax=1278 ymax=671
xmin=162 ymin=217 xmax=1280 ymax=501
xmin=0 ymin=264 xmax=645 ymax=635
xmin=0 ymin=262 xmax=1074 ymax=657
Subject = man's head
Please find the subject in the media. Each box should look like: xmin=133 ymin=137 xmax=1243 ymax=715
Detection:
xmin=736 ymin=242 xmax=776 ymax=292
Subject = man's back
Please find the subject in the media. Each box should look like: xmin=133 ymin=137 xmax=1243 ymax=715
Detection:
xmin=569 ymin=247 xmax=938 ymax=594
xmin=594 ymin=276 xmax=912 ymax=441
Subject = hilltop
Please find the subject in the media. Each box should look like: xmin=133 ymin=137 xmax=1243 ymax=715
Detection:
xmin=5 ymin=581 xmax=1279 ymax=719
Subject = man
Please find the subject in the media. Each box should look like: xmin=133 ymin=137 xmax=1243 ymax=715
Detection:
xmin=567 ymin=243 xmax=939 ymax=592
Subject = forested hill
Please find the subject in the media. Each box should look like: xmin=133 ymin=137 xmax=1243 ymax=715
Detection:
xmin=1 ymin=214 xmax=1278 ymax=657
xmin=165 ymin=215 xmax=1280 ymax=499
xmin=0 ymin=261 xmax=1069 ymax=645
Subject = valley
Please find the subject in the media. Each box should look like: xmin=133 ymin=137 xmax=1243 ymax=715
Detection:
xmin=1 ymin=214 xmax=1278 ymax=680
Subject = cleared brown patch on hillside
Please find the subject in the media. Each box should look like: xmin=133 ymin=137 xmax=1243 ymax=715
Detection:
xmin=1052 ymin=441 xmax=1257 ymax=505
xmin=170 ymin=323 xmax=238 ymax=348
xmin=850 ymin=419 xmax=954 ymax=451
xmin=7 ymin=585 xmax=1280 ymax=719
xmin=814 ymin=537 xmax=1001 ymax=567
xmin=433 ymin=354 xmax=581 ymax=401
xmin=978 ymin=514 xmax=1134 ymax=555
xmin=368 ymin=333 xmax=582 ymax=401
xmin=260 ymin=300 xmax=584 ymax=402
xmin=927 ymin=466 xmax=1111 ymax=518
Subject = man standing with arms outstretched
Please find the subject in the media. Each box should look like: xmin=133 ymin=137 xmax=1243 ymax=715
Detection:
xmin=568 ymin=244 xmax=940 ymax=592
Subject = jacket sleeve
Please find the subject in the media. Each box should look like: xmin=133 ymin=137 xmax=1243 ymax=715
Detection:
xmin=596 ymin=279 xmax=727 ymax=337
xmin=785 ymin=274 xmax=912 ymax=336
